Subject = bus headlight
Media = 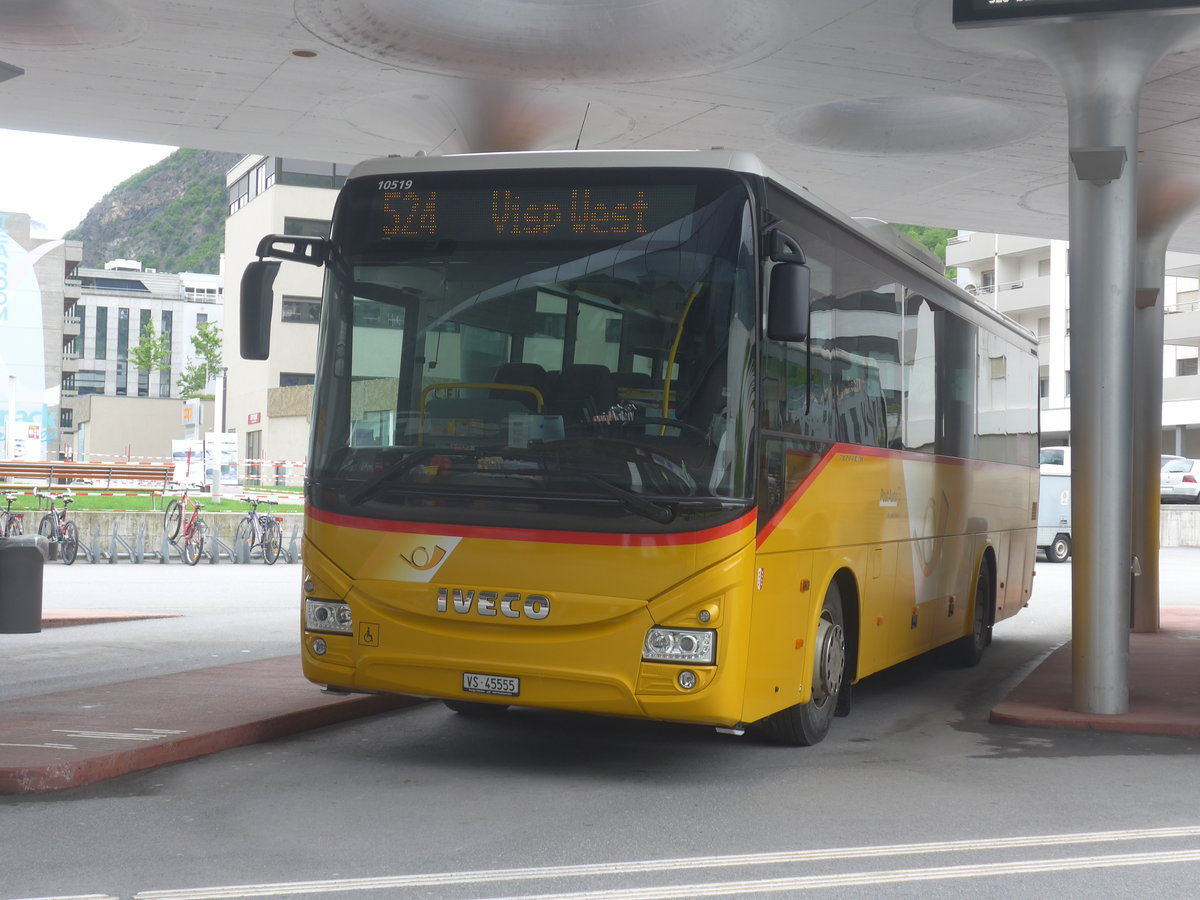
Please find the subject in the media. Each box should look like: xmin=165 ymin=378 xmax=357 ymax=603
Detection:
xmin=306 ymin=599 xmax=353 ymax=635
xmin=642 ymin=627 xmax=715 ymax=664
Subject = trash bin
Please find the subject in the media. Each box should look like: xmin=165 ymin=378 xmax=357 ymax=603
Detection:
xmin=0 ymin=534 xmax=49 ymax=634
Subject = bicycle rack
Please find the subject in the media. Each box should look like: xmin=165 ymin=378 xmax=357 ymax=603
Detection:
xmin=207 ymin=527 xmax=236 ymax=564
xmin=160 ymin=530 xmax=179 ymax=563
xmin=235 ymin=533 xmax=253 ymax=563
xmin=107 ymin=526 xmax=136 ymax=564
xmin=286 ymin=523 xmax=301 ymax=563
xmin=87 ymin=525 xmax=103 ymax=563
xmin=136 ymin=522 xmax=163 ymax=563
xmin=32 ymin=515 xmax=299 ymax=564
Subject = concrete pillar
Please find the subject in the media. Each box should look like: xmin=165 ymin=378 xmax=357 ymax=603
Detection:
xmin=1131 ymin=165 xmax=1200 ymax=633
xmin=1020 ymin=17 xmax=1194 ymax=714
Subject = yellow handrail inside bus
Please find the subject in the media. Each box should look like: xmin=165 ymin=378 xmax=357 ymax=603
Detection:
xmin=661 ymin=283 xmax=706 ymax=431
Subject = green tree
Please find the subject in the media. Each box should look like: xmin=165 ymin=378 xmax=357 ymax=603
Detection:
xmin=130 ymin=320 xmax=172 ymax=377
xmin=895 ymin=224 xmax=958 ymax=280
xmin=177 ymin=321 xmax=224 ymax=399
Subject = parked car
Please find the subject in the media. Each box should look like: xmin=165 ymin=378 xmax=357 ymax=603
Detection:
xmin=1161 ymin=458 xmax=1200 ymax=503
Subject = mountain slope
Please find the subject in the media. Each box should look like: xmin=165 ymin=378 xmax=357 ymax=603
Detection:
xmin=66 ymin=148 xmax=241 ymax=274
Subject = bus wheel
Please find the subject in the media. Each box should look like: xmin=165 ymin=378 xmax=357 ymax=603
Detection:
xmin=444 ymin=700 xmax=509 ymax=716
xmin=1047 ymin=534 xmax=1070 ymax=563
xmin=760 ymin=583 xmax=846 ymax=746
xmin=940 ymin=564 xmax=992 ymax=668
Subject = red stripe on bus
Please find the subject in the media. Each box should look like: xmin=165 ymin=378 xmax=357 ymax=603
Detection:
xmin=309 ymin=505 xmax=757 ymax=547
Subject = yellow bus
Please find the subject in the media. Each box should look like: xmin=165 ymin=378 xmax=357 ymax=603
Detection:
xmin=241 ymin=150 xmax=1039 ymax=745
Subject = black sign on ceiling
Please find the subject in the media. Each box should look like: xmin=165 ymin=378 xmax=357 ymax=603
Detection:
xmin=953 ymin=0 xmax=1200 ymax=28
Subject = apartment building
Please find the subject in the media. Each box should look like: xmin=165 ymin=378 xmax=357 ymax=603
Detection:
xmin=223 ymin=155 xmax=350 ymax=485
xmin=0 ymin=210 xmax=82 ymax=460
xmin=70 ymin=259 xmax=224 ymax=460
xmin=947 ymin=232 xmax=1200 ymax=455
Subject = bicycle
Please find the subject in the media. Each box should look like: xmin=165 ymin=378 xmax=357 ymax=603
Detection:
xmin=163 ymin=484 xmax=208 ymax=566
xmin=1 ymin=491 xmax=25 ymax=537
xmin=35 ymin=490 xmax=78 ymax=564
xmin=233 ymin=497 xmax=282 ymax=564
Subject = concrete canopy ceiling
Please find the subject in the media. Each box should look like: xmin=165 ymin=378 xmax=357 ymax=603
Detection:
xmin=5 ymin=0 xmax=1200 ymax=248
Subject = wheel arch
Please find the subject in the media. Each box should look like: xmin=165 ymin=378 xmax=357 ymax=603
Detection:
xmin=979 ymin=542 xmax=998 ymax=633
xmin=828 ymin=567 xmax=861 ymax=685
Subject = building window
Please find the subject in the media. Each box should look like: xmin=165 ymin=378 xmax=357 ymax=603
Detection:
xmin=276 ymin=159 xmax=350 ymax=190
xmin=138 ymin=309 xmax=152 ymax=397
xmin=60 ymin=409 xmax=73 ymax=429
xmin=280 ymin=372 xmax=315 ymax=387
xmin=1178 ymin=357 xmax=1198 ymax=377
xmin=116 ymin=308 xmax=130 ymax=395
xmin=283 ymin=216 xmax=331 ymax=238
xmin=1038 ymin=258 xmax=1052 ymax=277
xmin=95 ymin=306 xmax=108 ymax=359
xmin=77 ymin=370 xmax=106 ymax=396
xmin=281 ymin=295 xmax=322 ymax=323
xmin=62 ymin=374 xmax=76 ymax=393
xmin=161 ymin=311 xmax=173 ymax=398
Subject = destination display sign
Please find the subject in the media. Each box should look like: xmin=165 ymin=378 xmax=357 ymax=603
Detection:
xmin=368 ymin=181 xmax=698 ymax=242
xmin=954 ymin=0 xmax=1200 ymax=27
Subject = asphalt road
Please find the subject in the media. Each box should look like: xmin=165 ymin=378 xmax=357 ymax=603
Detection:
xmin=2 ymin=552 xmax=1198 ymax=899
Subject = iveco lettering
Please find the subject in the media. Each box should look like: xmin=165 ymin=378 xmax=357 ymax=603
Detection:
xmin=436 ymin=588 xmax=550 ymax=619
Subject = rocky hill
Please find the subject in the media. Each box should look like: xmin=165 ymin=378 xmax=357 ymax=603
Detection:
xmin=65 ymin=148 xmax=241 ymax=274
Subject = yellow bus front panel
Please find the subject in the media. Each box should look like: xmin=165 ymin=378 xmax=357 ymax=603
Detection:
xmin=302 ymin=511 xmax=764 ymax=728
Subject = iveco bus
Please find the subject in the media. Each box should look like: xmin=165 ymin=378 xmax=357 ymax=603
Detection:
xmin=240 ymin=150 xmax=1039 ymax=744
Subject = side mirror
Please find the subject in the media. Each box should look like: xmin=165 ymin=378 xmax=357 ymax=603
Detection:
xmin=240 ymin=260 xmax=280 ymax=360
xmin=766 ymin=262 xmax=811 ymax=342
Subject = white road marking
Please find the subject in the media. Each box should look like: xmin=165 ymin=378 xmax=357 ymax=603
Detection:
xmin=0 ymin=742 xmax=77 ymax=750
xmin=51 ymin=730 xmax=181 ymax=742
xmin=470 ymin=849 xmax=1200 ymax=899
xmin=129 ymin=825 xmax=1200 ymax=899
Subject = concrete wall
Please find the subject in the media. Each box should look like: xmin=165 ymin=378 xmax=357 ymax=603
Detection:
xmin=57 ymin=509 xmax=304 ymax=563
xmin=74 ymin=395 xmax=213 ymax=460
xmin=1160 ymin=506 xmax=1200 ymax=548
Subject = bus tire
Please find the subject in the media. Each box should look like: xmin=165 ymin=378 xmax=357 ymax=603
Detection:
xmin=940 ymin=563 xmax=992 ymax=668
xmin=759 ymin=582 xmax=846 ymax=746
xmin=1047 ymin=534 xmax=1070 ymax=563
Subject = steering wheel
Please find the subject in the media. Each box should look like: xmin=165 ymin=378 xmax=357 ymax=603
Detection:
xmin=615 ymin=416 xmax=713 ymax=446
xmin=633 ymin=445 xmax=697 ymax=496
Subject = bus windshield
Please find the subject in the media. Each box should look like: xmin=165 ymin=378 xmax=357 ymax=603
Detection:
xmin=309 ymin=168 xmax=757 ymax=534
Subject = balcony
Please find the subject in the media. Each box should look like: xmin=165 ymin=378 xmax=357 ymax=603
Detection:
xmin=1164 ymin=301 xmax=1200 ymax=347
xmin=967 ymin=274 xmax=1051 ymax=316
xmin=61 ymin=354 xmax=79 ymax=374
xmin=63 ymin=277 xmax=81 ymax=300
xmin=62 ymin=315 xmax=80 ymax=338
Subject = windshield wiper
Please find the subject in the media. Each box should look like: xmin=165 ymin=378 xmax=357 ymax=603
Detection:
xmin=582 ymin=473 xmax=675 ymax=525
xmin=347 ymin=448 xmax=448 ymax=506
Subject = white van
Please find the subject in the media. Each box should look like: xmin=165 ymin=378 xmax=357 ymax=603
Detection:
xmin=1037 ymin=447 xmax=1071 ymax=562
